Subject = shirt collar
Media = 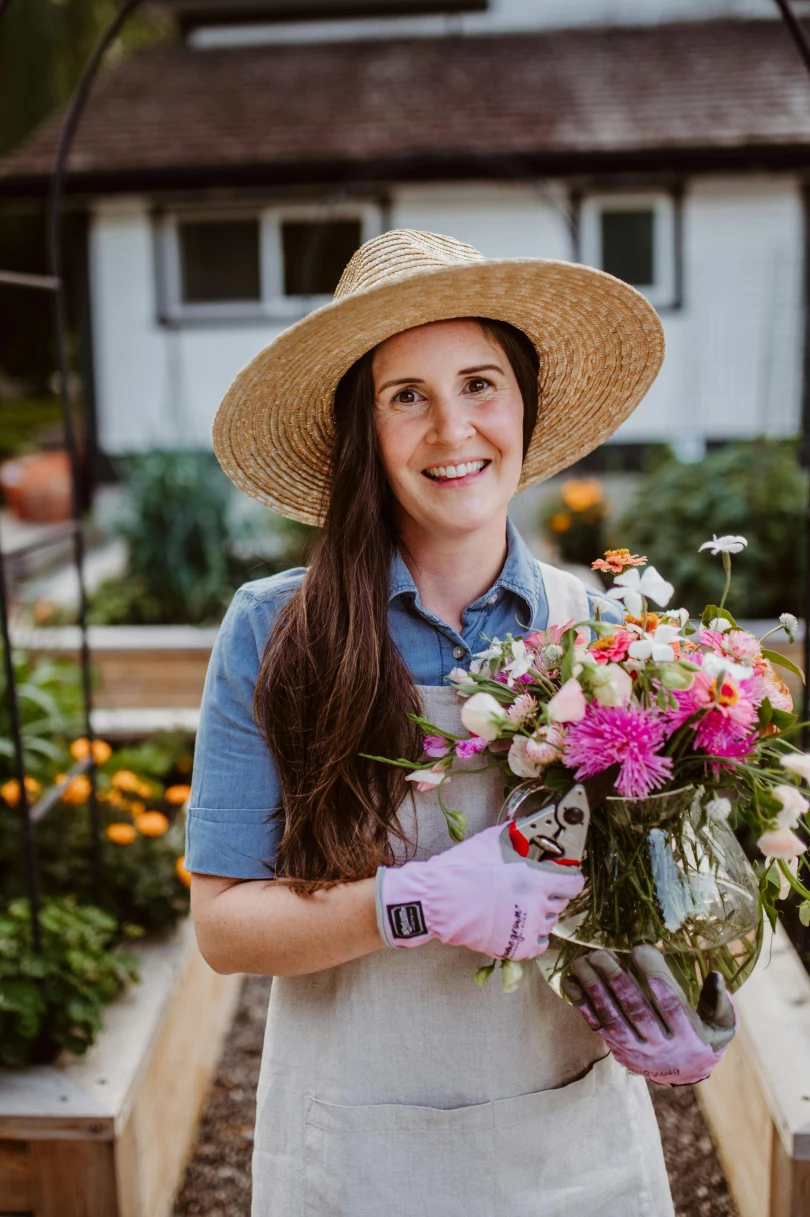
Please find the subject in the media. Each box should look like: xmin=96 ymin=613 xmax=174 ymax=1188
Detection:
xmin=388 ymin=518 xmax=542 ymax=623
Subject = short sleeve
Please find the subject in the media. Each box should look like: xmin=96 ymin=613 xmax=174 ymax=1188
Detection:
xmin=187 ymin=581 xmax=296 ymax=879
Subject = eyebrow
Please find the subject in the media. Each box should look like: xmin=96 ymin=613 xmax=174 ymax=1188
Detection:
xmin=376 ymin=364 xmax=505 ymax=393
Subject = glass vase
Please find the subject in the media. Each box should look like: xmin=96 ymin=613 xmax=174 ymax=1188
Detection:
xmin=529 ymin=783 xmax=762 ymax=1008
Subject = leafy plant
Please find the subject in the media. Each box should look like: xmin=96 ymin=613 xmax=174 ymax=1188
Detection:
xmin=86 ymin=450 xmax=313 ymax=625
xmin=0 ymin=897 xmax=139 ymax=1067
xmin=540 ymin=477 xmax=609 ymax=566
xmin=614 ymin=440 xmax=807 ymax=618
xmin=0 ymin=647 xmax=80 ymax=780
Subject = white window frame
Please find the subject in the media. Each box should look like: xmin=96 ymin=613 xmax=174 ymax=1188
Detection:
xmin=157 ymin=202 xmax=383 ymax=323
xmin=579 ymin=192 xmax=677 ymax=310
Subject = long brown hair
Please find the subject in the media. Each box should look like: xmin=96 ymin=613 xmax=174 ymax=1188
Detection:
xmin=255 ymin=318 xmax=539 ymax=890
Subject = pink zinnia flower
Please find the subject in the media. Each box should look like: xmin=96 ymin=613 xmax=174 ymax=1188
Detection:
xmin=589 ymin=628 xmax=633 ymax=665
xmin=563 ymin=704 xmax=673 ymax=800
xmin=525 ymin=619 xmax=577 ymax=650
xmin=506 ymin=693 xmax=538 ymax=725
xmin=724 ymin=630 xmax=762 ymax=664
xmin=422 ymin=734 xmax=450 ymax=758
xmin=454 ymin=736 xmax=489 ymax=759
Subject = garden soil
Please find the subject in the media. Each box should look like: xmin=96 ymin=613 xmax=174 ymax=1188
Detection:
xmin=173 ymin=977 xmax=737 ymax=1217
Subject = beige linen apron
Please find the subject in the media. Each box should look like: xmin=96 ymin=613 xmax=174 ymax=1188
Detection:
xmin=252 ymin=562 xmax=674 ymax=1217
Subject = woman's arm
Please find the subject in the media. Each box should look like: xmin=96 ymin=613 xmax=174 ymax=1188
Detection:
xmin=191 ymin=873 xmax=384 ymax=976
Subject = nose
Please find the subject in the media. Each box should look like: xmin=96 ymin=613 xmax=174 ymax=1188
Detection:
xmin=426 ymin=392 xmax=476 ymax=449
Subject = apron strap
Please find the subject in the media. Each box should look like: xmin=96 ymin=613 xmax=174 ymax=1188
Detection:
xmin=535 ymin=560 xmax=591 ymax=629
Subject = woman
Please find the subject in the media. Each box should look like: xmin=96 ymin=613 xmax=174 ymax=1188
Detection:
xmin=189 ymin=230 xmax=733 ymax=1216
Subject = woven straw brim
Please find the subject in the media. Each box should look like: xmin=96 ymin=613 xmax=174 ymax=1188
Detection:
xmin=213 ymin=259 xmax=664 ymax=526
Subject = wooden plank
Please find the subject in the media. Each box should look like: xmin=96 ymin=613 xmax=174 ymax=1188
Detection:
xmin=0 ymin=1138 xmax=33 ymax=1211
xmin=0 ymin=1067 xmax=113 ymax=1142
xmin=769 ymin=1126 xmax=810 ymax=1217
xmin=30 ymin=1140 xmax=117 ymax=1217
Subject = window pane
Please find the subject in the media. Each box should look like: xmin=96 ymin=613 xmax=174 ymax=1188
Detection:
xmin=600 ymin=210 xmax=655 ymax=288
xmin=281 ymin=219 xmax=362 ymax=297
xmin=179 ymin=219 xmax=261 ymax=304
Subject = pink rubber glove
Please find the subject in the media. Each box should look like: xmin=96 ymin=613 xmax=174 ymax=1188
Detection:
xmin=561 ymin=945 xmax=736 ymax=1086
xmin=375 ymin=822 xmax=584 ymax=959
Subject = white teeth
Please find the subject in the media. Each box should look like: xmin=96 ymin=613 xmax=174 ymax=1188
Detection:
xmin=425 ymin=460 xmax=486 ymax=481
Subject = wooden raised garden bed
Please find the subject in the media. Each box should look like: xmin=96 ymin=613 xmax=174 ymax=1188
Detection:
xmin=0 ymin=919 xmax=242 ymax=1217
xmin=697 ymin=921 xmax=810 ymax=1217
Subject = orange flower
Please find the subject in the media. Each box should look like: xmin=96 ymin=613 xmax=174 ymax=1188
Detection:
xmin=0 ymin=776 xmax=42 ymax=807
xmin=175 ymin=855 xmax=192 ymax=889
xmin=135 ymin=811 xmax=170 ymax=838
xmin=560 ymin=478 xmax=604 ymax=514
xmin=129 ymin=800 xmax=146 ymax=816
xmin=33 ymin=599 xmax=56 ymax=624
xmin=106 ymin=822 xmax=137 ymax=846
xmin=69 ymin=737 xmax=112 ymax=765
xmin=549 ymin=511 xmax=572 ymax=534
xmin=165 ymin=784 xmax=191 ymax=805
xmin=625 ymin=612 xmax=660 ymax=633
xmin=591 ymin=548 xmax=648 ymax=574
xmin=111 ymin=769 xmax=142 ymax=792
xmin=60 ymin=774 xmax=93 ymax=806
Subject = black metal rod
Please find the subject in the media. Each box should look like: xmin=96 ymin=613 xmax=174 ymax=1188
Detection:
xmin=0 ymin=548 xmax=41 ymax=950
xmin=45 ymin=0 xmax=144 ymax=886
xmin=0 ymin=270 xmax=60 ymax=291
xmin=1 ymin=523 xmax=78 ymax=563
xmin=774 ymin=0 xmax=810 ymax=744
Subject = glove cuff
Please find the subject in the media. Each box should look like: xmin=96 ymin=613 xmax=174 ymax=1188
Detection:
xmin=375 ymin=862 xmax=435 ymax=948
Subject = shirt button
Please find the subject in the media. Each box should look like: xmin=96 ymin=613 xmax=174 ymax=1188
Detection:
xmin=453 ymin=645 xmax=466 ymax=660
xmin=486 ymin=594 xmax=498 ymax=606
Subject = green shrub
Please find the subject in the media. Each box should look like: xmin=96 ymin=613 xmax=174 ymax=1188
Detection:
xmin=540 ymin=477 xmax=609 ymax=566
xmin=0 ymin=897 xmax=139 ymax=1067
xmin=0 ymin=647 xmax=81 ymax=780
xmin=614 ymin=440 xmax=807 ymax=618
xmin=88 ymin=449 xmax=313 ymax=625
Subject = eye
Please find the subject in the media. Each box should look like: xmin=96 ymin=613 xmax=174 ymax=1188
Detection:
xmin=392 ymin=387 xmax=423 ymax=405
xmin=466 ymin=377 xmax=492 ymax=395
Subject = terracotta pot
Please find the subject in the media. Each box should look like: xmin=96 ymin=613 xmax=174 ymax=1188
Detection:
xmin=0 ymin=450 xmax=74 ymax=522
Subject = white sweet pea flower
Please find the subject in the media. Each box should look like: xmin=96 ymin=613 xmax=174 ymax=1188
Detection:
xmin=757 ymin=826 xmax=807 ymax=860
xmin=501 ymin=960 xmax=524 ymax=993
xmin=783 ymin=753 xmax=810 ymax=783
xmin=699 ymin=534 xmax=748 ymax=556
xmin=447 ymin=667 xmax=469 ymax=684
xmin=627 ymin=624 xmax=681 ymax=663
xmin=460 ymin=692 xmax=508 ymax=741
xmin=605 ymin=565 xmax=674 ymax=618
xmin=590 ymin=662 xmax=633 ymax=707
xmin=707 ymin=617 xmax=732 ymax=634
xmin=405 ymin=767 xmax=447 ymax=793
xmin=773 ymin=784 xmax=810 ymax=829
xmin=507 ymin=735 xmax=545 ymax=779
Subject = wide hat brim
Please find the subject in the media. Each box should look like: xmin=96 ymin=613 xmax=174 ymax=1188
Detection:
xmin=213 ymin=258 xmax=664 ymax=526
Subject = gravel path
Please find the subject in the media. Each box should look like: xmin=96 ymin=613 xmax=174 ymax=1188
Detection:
xmin=174 ymin=977 xmax=737 ymax=1217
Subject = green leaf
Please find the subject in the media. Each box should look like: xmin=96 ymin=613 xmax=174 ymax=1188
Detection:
xmin=800 ymin=900 xmax=810 ymax=928
xmin=757 ymin=698 xmax=774 ymax=730
xmin=701 ymin=606 xmax=739 ymax=630
xmin=762 ymin=648 xmax=805 ymax=683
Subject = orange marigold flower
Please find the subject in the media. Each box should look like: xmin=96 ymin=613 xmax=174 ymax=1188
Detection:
xmin=591 ymin=548 xmax=648 ymax=574
xmin=0 ymin=776 xmax=42 ymax=807
xmin=111 ymin=769 xmax=142 ymax=793
xmin=549 ymin=511 xmax=572 ymax=533
xmin=69 ymin=737 xmax=112 ymax=765
xmin=625 ymin=613 xmax=660 ymax=632
xmin=61 ymin=774 xmax=93 ymax=806
xmin=560 ymin=478 xmax=605 ymax=514
xmin=175 ymin=855 xmax=192 ymax=889
xmin=135 ymin=811 xmax=170 ymax=838
xmin=165 ymin=784 xmax=192 ymax=805
xmin=106 ymin=822 xmax=137 ymax=846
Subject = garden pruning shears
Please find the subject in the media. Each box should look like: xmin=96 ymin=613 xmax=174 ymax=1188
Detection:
xmin=504 ymin=766 xmax=620 ymax=866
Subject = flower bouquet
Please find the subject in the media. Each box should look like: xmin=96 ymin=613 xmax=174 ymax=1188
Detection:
xmin=376 ymin=538 xmax=808 ymax=1002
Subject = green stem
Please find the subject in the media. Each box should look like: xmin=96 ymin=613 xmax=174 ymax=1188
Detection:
xmin=719 ymin=553 xmax=732 ymax=611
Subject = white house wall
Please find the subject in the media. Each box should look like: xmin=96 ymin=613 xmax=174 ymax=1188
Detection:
xmin=89 ymin=178 xmax=804 ymax=456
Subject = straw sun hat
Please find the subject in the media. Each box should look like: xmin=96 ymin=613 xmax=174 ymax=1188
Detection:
xmin=213 ymin=229 xmax=664 ymax=526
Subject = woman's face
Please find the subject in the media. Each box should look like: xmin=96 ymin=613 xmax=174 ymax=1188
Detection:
xmin=371 ymin=319 xmax=526 ymax=541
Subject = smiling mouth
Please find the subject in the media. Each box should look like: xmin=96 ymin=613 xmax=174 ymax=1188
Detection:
xmin=422 ymin=459 xmax=491 ymax=482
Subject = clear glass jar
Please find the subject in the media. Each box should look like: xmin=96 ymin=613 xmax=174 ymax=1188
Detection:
xmin=531 ymin=783 xmax=762 ymax=1007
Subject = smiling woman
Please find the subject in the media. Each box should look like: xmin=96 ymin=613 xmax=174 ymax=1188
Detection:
xmin=188 ymin=229 xmax=679 ymax=1217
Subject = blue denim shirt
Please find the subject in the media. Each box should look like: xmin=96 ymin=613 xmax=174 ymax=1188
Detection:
xmin=186 ymin=520 xmax=615 ymax=879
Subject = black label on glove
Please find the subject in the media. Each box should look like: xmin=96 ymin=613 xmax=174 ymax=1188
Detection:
xmin=388 ymin=901 xmax=427 ymax=940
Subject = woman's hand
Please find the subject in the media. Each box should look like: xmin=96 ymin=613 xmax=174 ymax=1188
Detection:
xmin=561 ymin=945 xmax=736 ymax=1086
xmin=376 ymin=822 xmax=584 ymax=959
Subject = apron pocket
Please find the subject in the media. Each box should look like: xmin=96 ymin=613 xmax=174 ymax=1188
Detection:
xmin=491 ymin=1054 xmax=664 ymax=1217
xmin=304 ymin=1094 xmax=495 ymax=1217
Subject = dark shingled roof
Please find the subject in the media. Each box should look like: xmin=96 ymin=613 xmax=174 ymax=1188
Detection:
xmin=4 ymin=18 xmax=810 ymax=194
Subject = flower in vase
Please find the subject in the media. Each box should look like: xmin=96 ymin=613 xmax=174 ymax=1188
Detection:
xmin=454 ymin=736 xmax=489 ymax=759
xmin=783 ymin=753 xmax=810 ymax=782
xmin=547 ymin=677 xmax=587 ymax=723
xmin=526 ymin=723 xmax=567 ymax=766
xmin=460 ymin=692 xmax=508 ymax=740
xmin=773 ymin=784 xmax=809 ymax=828
xmin=627 ymin=624 xmax=682 ymax=663
xmin=723 ymin=630 xmax=762 ymax=664
xmin=748 ymin=664 xmax=794 ymax=713
xmin=757 ymin=826 xmax=807 ymax=859
xmin=508 ymin=735 xmax=546 ymax=778
xmin=524 ymin=620 xmax=577 ymax=650
xmin=591 ymin=548 xmax=647 ymax=574
xmin=699 ymin=534 xmax=748 ymax=555
xmin=563 ymin=704 xmax=673 ymax=800
xmin=589 ymin=628 xmax=633 ymax=664
xmin=506 ymin=693 xmax=538 ymax=725
xmin=605 ymin=565 xmax=675 ymax=618
xmin=422 ymin=735 xmax=451 ymax=758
